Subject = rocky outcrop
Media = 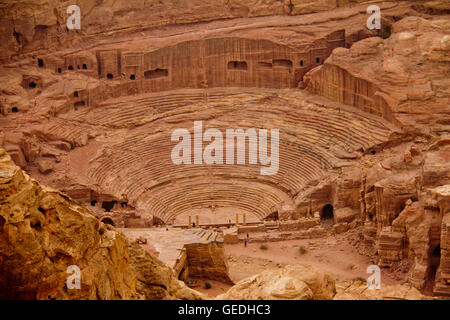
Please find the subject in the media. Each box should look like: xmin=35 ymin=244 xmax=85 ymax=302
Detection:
xmin=306 ymin=16 xmax=450 ymax=133
xmin=0 ymin=148 xmax=203 ymax=300
xmin=181 ymin=229 xmax=233 ymax=284
xmin=296 ymin=16 xmax=450 ymax=295
xmin=334 ymin=280 xmax=424 ymax=300
xmin=217 ymin=264 xmax=336 ymax=300
xmin=1 ymin=0 xmax=449 ymax=300
xmin=218 ymin=265 xmax=426 ymax=300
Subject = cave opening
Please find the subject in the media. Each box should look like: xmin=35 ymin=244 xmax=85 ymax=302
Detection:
xmin=265 ymin=211 xmax=279 ymax=221
xmin=101 ymin=217 xmax=115 ymax=226
xmin=425 ymin=244 xmax=441 ymax=295
xmin=82 ymin=64 xmax=87 ymax=70
xmin=107 ymin=73 xmax=114 ymax=80
xmin=320 ymin=204 xmax=334 ymax=229
xmin=38 ymin=59 xmax=44 ymax=67
xmin=321 ymin=204 xmax=334 ymax=220
xmin=227 ymin=61 xmax=248 ymax=71
xmin=101 ymin=201 xmax=117 ymax=212
xmin=68 ymin=65 xmax=74 ymax=70
xmin=178 ymin=267 xmax=186 ymax=281
xmin=144 ymin=68 xmax=169 ymax=79
xmin=28 ymin=81 xmax=36 ymax=89
xmin=380 ymin=24 xmax=392 ymax=39
xmin=11 ymin=107 xmax=18 ymax=113
xmin=153 ymin=216 xmax=164 ymax=226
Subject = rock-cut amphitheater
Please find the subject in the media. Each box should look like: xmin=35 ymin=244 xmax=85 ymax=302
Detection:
xmin=0 ymin=0 xmax=449 ymax=300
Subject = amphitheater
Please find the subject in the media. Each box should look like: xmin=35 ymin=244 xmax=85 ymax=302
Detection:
xmin=0 ymin=0 xmax=449 ymax=300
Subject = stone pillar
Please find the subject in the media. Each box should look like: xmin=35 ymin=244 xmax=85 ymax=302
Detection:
xmin=236 ymin=213 xmax=239 ymax=225
xmin=243 ymin=213 xmax=246 ymax=225
xmin=188 ymin=216 xmax=191 ymax=228
xmin=196 ymin=215 xmax=199 ymax=228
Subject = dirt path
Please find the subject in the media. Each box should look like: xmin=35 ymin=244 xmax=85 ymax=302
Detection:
xmin=225 ymin=235 xmax=406 ymax=285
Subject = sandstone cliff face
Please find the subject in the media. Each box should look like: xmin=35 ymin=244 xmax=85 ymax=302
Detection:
xmin=0 ymin=148 xmax=203 ymax=300
xmin=297 ymin=15 xmax=450 ymax=295
xmin=306 ymin=16 xmax=450 ymax=133
xmin=0 ymin=0 xmax=449 ymax=299
xmin=0 ymin=0 xmax=412 ymax=62
xmin=0 ymin=149 xmax=435 ymax=300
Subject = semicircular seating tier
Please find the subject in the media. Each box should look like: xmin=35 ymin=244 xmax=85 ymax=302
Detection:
xmin=43 ymin=88 xmax=398 ymax=223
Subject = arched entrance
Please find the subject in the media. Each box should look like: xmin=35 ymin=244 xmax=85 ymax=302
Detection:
xmin=264 ymin=211 xmax=279 ymax=221
xmin=320 ymin=204 xmax=334 ymax=229
xmin=320 ymin=204 xmax=334 ymax=220
xmin=424 ymin=244 xmax=441 ymax=295
xmin=153 ymin=216 xmax=164 ymax=226
xmin=101 ymin=217 xmax=115 ymax=226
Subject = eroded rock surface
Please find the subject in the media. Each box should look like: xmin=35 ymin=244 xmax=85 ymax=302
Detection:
xmin=0 ymin=0 xmax=449 ymax=299
xmin=217 ymin=264 xmax=336 ymax=300
xmin=0 ymin=148 xmax=203 ymax=300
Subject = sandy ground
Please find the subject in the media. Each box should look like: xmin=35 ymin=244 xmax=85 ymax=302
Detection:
xmin=226 ymin=237 xmax=375 ymax=282
xmin=187 ymin=279 xmax=232 ymax=297
xmin=194 ymin=232 xmax=407 ymax=297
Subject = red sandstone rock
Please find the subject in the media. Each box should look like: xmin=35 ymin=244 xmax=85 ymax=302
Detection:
xmin=0 ymin=0 xmax=449 ymax=299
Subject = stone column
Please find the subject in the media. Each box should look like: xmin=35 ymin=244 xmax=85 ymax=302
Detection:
xmin=243 ymin=213 xmax=246 ymax=225
xmin=236 ymin=213 xmax=239 ymax=225
xmin=188 ymin=216 xmax=191 ymax=228
xmin=196 ymin=215 xmax=199 ymax=228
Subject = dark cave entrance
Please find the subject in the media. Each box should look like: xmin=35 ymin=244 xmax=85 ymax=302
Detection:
xmin=178 ymin=267 xmax=187 ymax=281
xmin=320 ymin=204 xmax=334 ymax=229
xmin=321 ymin=204 xmax=334 ymax=220
xmin=227 ymin=61 xmax=248 ymax=71
xmin=101 ymin=201 xmax=117 ymax=212
xmin=431 ymin=244 xmax=441 ymax=273
xmin=101 ymin=217 xmax=115 ymax=226
xmin=265 ymin=211 xmax=279 ymax=221
xmin=424 ymin=244 xmax=441 ymax=296
xmin=153 ymin=216 xmax=164 ymax=226
xmin=144 ymin=68 xmax=169 ymax=79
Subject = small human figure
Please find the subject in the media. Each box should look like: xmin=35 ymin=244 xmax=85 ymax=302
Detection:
xmin=192 ymin=222 xmax=196 ymax=228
